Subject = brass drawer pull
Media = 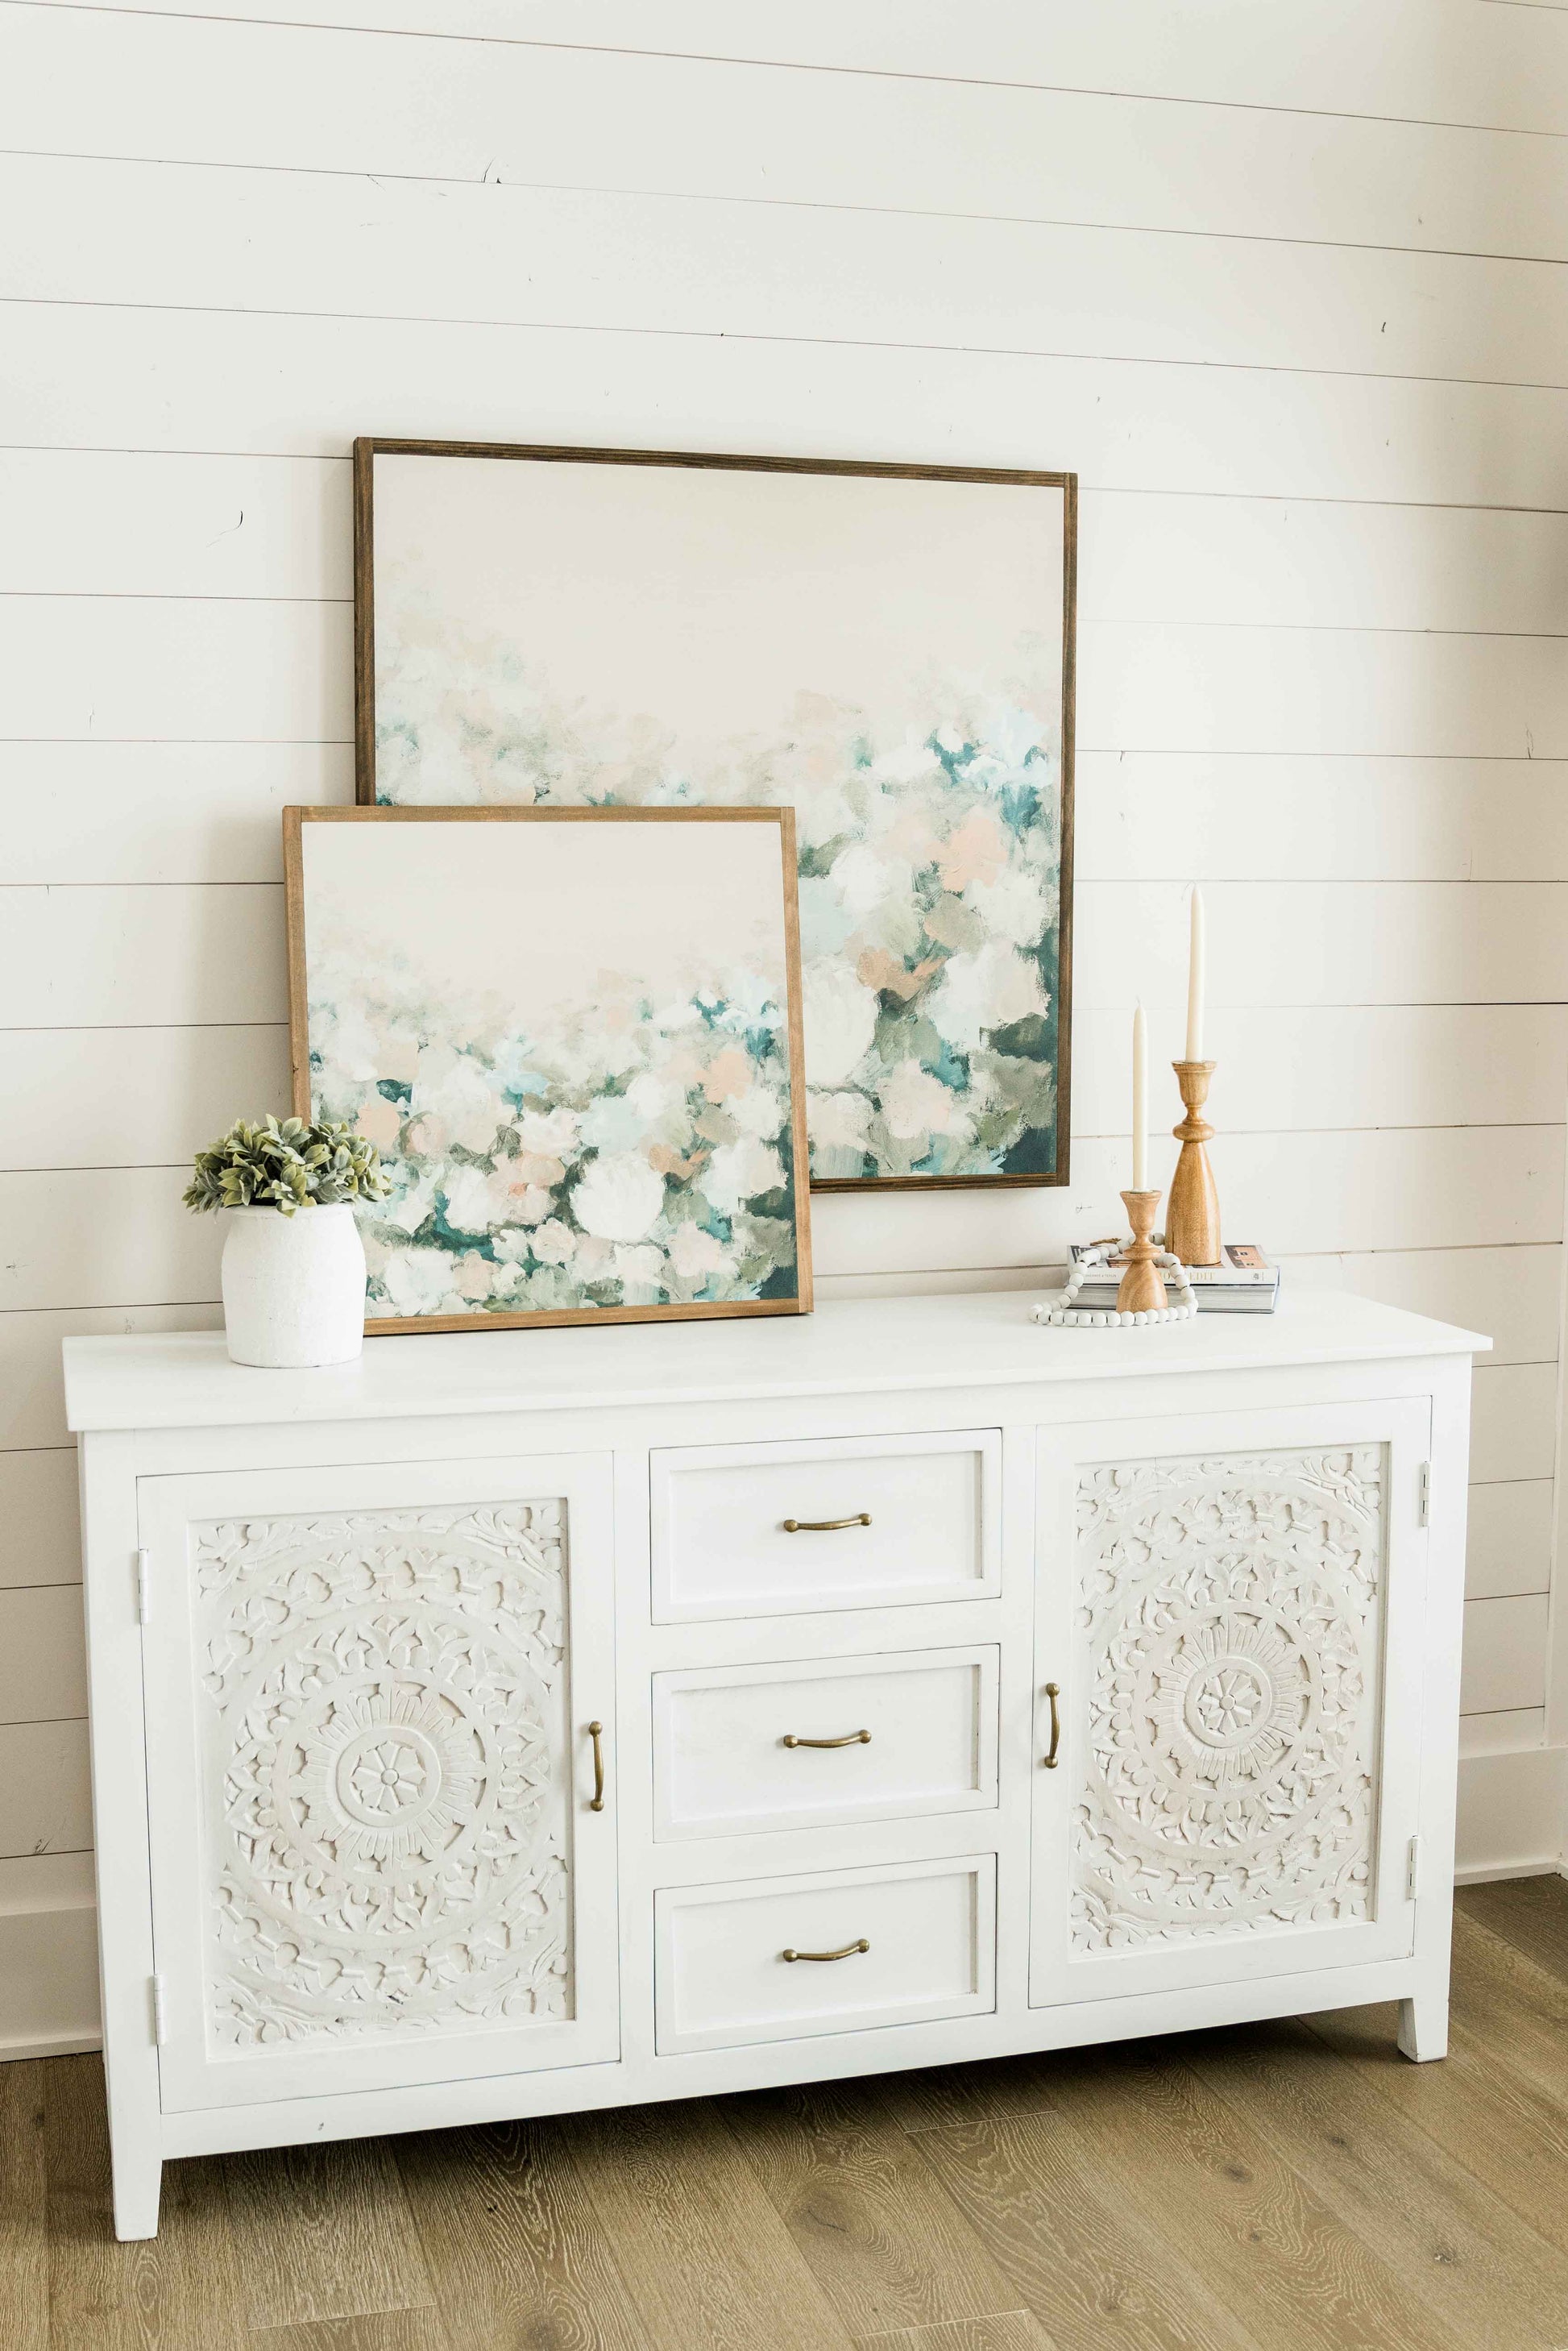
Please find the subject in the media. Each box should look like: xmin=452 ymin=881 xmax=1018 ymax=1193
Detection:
xmin=782 ymin=1729 xmax=872 ymax=1749
xmin=782 ymin=1938 xmax=870 ymax=1963
xmin=782 ymin=1513 xmax=871 ymax=1533
xmin=587 ymin=1720 xmax=606 ymax=1812
xmin=1041 ymin=1682 xmax=1061 ymax=1770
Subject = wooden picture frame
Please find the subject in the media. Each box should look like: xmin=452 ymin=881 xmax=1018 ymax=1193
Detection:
xmin=353 ymin=437 xmax=1076 ymax=1194
xmin=285 ymin=804 xmax=813 ymax=1334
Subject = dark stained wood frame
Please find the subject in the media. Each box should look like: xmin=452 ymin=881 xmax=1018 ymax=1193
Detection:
xmin=284 ymin=802 xmax=813 ymax=1335
xmin=352 ymin=436 xmax=1076 ymax=1193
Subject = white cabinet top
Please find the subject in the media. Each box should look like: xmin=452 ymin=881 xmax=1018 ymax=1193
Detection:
xmin=62 ymin=1288 xmax=1488 ymax=1434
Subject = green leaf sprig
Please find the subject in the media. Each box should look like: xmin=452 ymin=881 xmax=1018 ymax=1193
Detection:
xmin=184 ymin=1115 xmax=392 ymax=1218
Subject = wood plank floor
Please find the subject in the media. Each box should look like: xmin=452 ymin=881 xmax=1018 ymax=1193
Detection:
xmin=9 ymin=1877 xmax=1568 ymax=2351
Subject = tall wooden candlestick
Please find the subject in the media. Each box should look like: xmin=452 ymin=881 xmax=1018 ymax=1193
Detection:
xmin=1168 ymin=1059 xmax=1221 ymax=1266
xmin=1115 ymin=1188 xmax=1168 ymax=1315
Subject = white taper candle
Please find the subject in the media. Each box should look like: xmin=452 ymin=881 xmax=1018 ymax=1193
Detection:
xmin=1185 ymin=885 xmax=1206 ymax=1061
xmin=1131 ymin=1001 xmax=1147 ymax=1191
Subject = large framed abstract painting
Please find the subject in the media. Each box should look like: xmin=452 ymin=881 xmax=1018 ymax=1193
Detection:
xmin=354 ymin=440 xmax=1076 ymax=1191
xmin=284 ymin=805 xmax=812 ymax=1332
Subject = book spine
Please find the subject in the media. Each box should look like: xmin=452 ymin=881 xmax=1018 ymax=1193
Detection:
xmin=1066 ymin=1251 xmax=1276 ymax=1285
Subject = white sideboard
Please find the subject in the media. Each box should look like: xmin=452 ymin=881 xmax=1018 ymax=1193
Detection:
xmin=63 ymin=1288 xmax=1487 ymax=2239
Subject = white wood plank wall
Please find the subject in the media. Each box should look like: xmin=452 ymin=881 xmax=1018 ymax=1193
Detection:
xmin=3 ymin=0 xmax=1566 ymax=2046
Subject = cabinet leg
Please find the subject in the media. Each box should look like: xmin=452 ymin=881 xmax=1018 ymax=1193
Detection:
xmin=112 ymin=2147 xmax=163 ymax=2241
xmin=1396 ymin=1992 xmax=1448 ymax=2063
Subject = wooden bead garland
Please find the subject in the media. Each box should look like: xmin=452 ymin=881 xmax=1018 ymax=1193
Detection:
xmin=1032 ymin=1237 xmax=1198 ymax=1328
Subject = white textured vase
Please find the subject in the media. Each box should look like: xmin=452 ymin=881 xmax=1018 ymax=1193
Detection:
xmin=221 ymin=1203 xmax=367 ymax=1368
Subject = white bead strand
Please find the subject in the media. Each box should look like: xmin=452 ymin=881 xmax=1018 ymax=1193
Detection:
xmin=1032 ymin=1238 xmax=1197 ymax=1328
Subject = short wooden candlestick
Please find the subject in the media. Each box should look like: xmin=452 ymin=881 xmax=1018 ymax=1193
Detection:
xmin=1115 ymin=1189 xmax=1168 ymax=1315
xmin=1168 ymin=1059 xmax=1221 ymax=1266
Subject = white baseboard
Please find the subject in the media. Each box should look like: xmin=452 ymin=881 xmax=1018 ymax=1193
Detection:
xmin=1456 ymin=1746 xmax=1568 ymax=1882
xmin=1453 ymin=1859 xmax=1568 ymax=1886
xmin=0 ymin=1902 xmax=100 ymax=2062
xmin=0 ymin=2029 xmax=102 ymax=2061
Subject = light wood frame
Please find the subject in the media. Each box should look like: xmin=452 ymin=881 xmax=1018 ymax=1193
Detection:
xmin=352 ymin=436 xmax=1077 ymax=1194
xmin=284 ymin=803 xmax=814 ymax=1335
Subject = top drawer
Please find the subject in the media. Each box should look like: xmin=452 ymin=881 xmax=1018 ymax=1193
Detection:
xmin=650 ymin=1431 xmax=1002 ymax=1622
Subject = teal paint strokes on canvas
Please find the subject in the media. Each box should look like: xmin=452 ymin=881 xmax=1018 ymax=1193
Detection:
xmin=375 ymin=601 xmax=1064 ymax=1182
xmin=309 ymin=945 xmax=799 ymax=1319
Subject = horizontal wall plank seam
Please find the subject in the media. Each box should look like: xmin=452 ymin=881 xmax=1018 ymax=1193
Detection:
xmin=0 ymin=1295 xmax=219 ymax=1317
xmin=12 ymin=998 xmax=1568 ymax=1017
xmin=1087 ymin=485 xmax=1568 ymax=518
xmin=0 ymin=739 xmax=355 ymax=748
xmin=1077 ymin=754 xmax=1568 ymax=765
xmin=14 ymin=293 xmax=1568 ymax=401
xmin=15 ymin=745 xmax=1568 ymax=768
xmin=12 ymin=447 xmax=1568 ymax=522
xmin=0 ymin=1022 xmax=289 ymax=1032
xmin=18 ymin=883 xmax=1568 ymax=901
xmin=0 ymin=441 xmax=342 ymax=464
xmin=1089 ymin=624 xmax=1568 ymax=640
xmin=15 ymin=1 xmax=1568 ymax=147
xmin=0 ymin=589 xmax=351 ymax=604
xmin=12 ymin=139 xmax=1568 ymax=275
xmin=0 ymin=1017 xmax=289 ymax=1029
xmin=5 ymin=1020 xmax=1561 ymax=1037
xmin=17 ymin=762 xmax=1568 ymax=787
xmin=10 ymin=1124 xmax=1568 ymax=1169
xmin=1 ymin=1132 xmax=1563 ymax=1158
xmin=12 ymin=591 xmax=1568 ymax=644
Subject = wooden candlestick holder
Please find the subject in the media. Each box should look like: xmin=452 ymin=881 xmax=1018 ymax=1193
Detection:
xmin=1168 ymin=1059 xmax=1221 ymax=1266
xmin=1115 ymin=1189 xmax=1168 ymax=1315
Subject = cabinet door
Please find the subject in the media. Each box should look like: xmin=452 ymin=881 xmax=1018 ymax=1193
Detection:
xmin=138 ymin=1452 xmax=618 ymax=2110
xmin=1031 ymin=1400 xmax=1429 ymax=2007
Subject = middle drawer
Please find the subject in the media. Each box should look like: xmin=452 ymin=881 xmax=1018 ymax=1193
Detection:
xmin=653 ymin=1645 xmax=999 ymax=1841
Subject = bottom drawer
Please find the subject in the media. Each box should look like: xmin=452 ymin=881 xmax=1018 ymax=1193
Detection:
xmin=654 ymin=1855 xmax=997 ymax=2054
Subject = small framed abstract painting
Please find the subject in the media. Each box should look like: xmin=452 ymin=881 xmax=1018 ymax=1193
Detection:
xmin=355 ymin=438 xmax=1076 ymax=1190
xmin=284 ymin=805 xmax=812 ymax=1332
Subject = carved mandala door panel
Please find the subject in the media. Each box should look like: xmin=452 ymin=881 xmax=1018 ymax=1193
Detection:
xmin=138 ymin=1453 xmax=618 ymax=2110
xmin=1030 ymin=1401 xmax=1429 ymax=2008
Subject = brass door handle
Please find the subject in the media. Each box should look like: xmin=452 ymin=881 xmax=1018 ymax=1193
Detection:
xmin=1041 ymin=1682 xmax=1061 ymax=1769
xmin=587 ymin=1720 xmax=606 ymax=1811
xmin=782 ymin=1513 xmax=871 ymax=1533
xmin=782 ymin=1938 xmax=869 ymax=1963
xmin=782 ymin=1729 xmax=871 ymax=1749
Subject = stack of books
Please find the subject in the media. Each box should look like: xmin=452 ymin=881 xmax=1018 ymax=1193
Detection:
xmin=1065 ymin=1240 xmax=1280 ymax=1315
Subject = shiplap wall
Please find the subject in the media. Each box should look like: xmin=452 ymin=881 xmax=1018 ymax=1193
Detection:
xmin=3 ymin=0 xmax=1566 ymax=2053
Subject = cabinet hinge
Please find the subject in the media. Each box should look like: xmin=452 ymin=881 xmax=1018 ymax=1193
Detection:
xmin=1417 ymin=1463 xmax=1430 ymax=1527
xmin=149 ymin=1974 xmax=168 ymax=2046
xmin=135 ymin=1547 xmax=151 ymax=1626
xmin=1405 ymin=1834 xmax=1421 ymax=1901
